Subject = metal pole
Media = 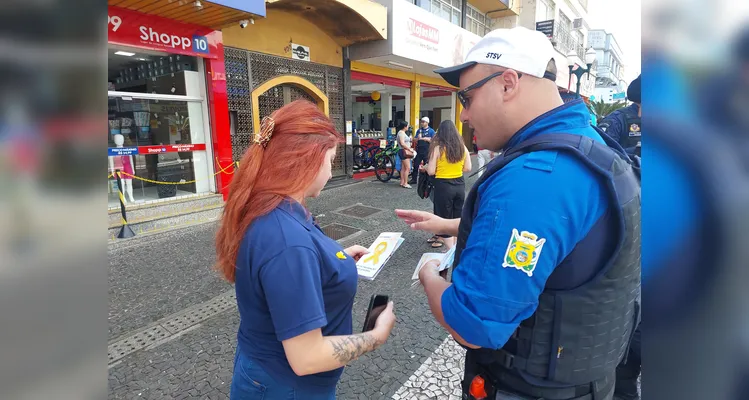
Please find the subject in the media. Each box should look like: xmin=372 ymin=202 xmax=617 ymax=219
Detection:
xmin=575 ymin=71 xmax=582 ymax=98
xmin=115 ymin=169 xmax=136 ymax=239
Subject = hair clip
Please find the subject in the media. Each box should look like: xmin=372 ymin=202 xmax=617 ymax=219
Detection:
xmin=254 ymin=116 xmax=275 ymax=147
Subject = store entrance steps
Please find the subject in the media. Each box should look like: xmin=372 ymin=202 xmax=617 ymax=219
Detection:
xmin=108 ymin=194 xmax=224 ymax=241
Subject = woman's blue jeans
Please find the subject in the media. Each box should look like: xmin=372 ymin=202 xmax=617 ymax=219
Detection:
xmin=230 ymin=349 xmax=336 ymax=400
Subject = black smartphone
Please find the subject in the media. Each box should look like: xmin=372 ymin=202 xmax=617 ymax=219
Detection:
xmin=362 ymin=294 xmax=388 ymax=332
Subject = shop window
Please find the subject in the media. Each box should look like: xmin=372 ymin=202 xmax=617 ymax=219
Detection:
xmin=108 ymin=45 xmax=211 ymax=209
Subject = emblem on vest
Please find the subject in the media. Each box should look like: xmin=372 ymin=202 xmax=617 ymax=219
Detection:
xmin=629 ymin=123 xmax=641 ymax=137
xmin=502 ymin=229 xmax=546 ymax=277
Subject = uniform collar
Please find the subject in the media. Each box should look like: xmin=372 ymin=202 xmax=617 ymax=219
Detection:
xmin=278 ymin=198 xmax=314 ymax=231
xmin=504 ymin=99 xmax=591 ymax=151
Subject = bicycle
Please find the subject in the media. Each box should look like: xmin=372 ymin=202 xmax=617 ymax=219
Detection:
xmin=373 ymin=140 xmax=402 ymax=182
xmin=352 ymin=143 xmax=381 ymax=169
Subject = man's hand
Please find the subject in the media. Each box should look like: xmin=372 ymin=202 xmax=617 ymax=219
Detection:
xmin=344 ymin=245 xmax=369 ymax=262
xmin=395 ymin=209 xmax=459 ymax=236
xmin=419 ymin=259 xmax=441 ymax=283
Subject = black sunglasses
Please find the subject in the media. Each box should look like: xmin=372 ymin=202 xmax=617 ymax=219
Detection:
xmin=457 ymin=70 xmax=523 ymax=109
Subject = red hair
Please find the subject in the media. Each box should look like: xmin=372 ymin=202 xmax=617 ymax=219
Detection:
xmin=215 ymin=100 xmax=341 ymax=282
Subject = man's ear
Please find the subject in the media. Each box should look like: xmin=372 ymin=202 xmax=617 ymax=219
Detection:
xmin=500 ymin=70 xmax=521 ymax=99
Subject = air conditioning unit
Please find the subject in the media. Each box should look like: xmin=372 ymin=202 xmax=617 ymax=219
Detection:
xmin=573 ymin=18 xmax=583 ymax=30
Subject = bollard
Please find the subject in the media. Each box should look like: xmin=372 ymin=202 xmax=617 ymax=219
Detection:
xmin=115 ymin=169 xmax=136 ymax=239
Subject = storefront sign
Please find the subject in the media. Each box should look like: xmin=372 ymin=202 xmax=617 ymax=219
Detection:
xmin=108 ymin=147 xmax=139 ymax=156
xmin=535 ymin=20 xmax=555 ymax=40
xmin=612 ymin=92 xmax=626 ymax=100
xmin=107 ymin=143 xmax=207 ymax=155
xmin=108 ymin=6 xmax=221 ymax=59
xmin=391 ymin=0 xmax=480 ymax=69
xmin=139 ymin=143 xmax=207 ymax=154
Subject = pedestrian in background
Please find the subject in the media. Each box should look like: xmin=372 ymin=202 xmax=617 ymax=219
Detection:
xmin=474 ymin=134 xmax=496 ymax=178
xmin=598 ymin=75 xmax=641 ymax=157
xmin=396 ymin=120 xmax=415 ymax=188
xmin=421 ymin=120 xmax=471 ymax=249
xmin=410 ymin=116 xmax=435 ymax=184
xmin=397 ymin=27 xmax=639 ymax=400
xmin=215 ymin=100 xmax=396 ymax=400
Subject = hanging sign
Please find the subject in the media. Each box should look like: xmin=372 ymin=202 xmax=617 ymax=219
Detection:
xmin=108 ymin=147 xmax=139 ymax=156
xmin=291 ymin=43 xmax=311 ymax=61
xmin=108 ymin=6 xmax=221 ymax=59
xmin=107 ymin=143 xmax=207 ymax=155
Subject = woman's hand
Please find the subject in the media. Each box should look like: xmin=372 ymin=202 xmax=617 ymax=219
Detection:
xmin=372 ymin=301 xmax=396 ymax=343
xmin=344 ymin=245 xmax=369 ymax=262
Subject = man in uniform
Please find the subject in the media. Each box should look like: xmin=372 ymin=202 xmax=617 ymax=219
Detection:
xmin=598 ymin=75 xmax=642 ymax=157
xmin=396 ymin=27 xmax=641 ymax=400
xmin=410 ymin=116 xmax=436 ymax=184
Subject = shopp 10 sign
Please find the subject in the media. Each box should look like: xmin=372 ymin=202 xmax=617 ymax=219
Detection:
xmin=108 ymin=6 xmax=220 ymax=59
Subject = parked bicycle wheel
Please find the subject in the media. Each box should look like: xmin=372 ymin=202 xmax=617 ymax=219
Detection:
xmin=352 ymin=145 xmax=365 ymax=169
xmin=374 ymin=154 xmax=395 ymax=182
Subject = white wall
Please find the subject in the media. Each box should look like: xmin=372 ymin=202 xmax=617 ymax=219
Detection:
xmin=420 ymin=95 xmax=451 ymax=112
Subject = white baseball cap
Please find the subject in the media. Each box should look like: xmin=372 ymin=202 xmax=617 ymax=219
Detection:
xmin=420 ymin=116 xmax=430 ymax=123
xmin=435 ymin=27 xmax=557 ymax=87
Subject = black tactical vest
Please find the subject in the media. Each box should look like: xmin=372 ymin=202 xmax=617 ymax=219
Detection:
xmin=454 ymin=131 xmax=641 ymax=386
xmin=622 ymin=106 xmax=642 ymax=152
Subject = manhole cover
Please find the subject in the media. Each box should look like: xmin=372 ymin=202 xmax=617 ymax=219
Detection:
xmin=320 ymin=223 xmax=362 ymax=241
xmin=336 ymin=205 xmax=383 ymax=219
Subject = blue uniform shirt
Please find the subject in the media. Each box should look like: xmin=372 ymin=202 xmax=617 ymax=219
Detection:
xmin=235 ymin=199 xmax=358 ymax=392
xmin=441 ymin=100 xmax=610 ymax=350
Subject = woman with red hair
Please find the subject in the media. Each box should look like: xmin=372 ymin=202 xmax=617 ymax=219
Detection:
xmin=216 ymin=100 xmax=396 ymax=400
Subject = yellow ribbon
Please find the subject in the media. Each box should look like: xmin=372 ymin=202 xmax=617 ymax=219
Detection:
xmin=362 ymin=242 xmax=388 ymax=264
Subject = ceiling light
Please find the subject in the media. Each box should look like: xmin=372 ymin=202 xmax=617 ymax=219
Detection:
xmin=194 ymin=0 xmax=203 ymax=9
xmin=115 ymin=51 xmax=135 ymax=57
xmin=386 ymin=61 xmax=413 ymax=69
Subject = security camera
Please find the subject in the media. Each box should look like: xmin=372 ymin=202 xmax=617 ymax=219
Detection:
xmin=239 ymin=19 xmax=250 ymax=28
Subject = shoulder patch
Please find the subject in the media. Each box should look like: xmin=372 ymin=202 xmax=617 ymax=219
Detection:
xmin=502 ymin=228 xmax=546 ymax=277
xmin=523 ymin=150 xmax=558 ymax=172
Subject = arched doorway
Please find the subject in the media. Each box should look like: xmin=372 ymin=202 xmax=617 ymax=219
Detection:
xmin=251 ymin=75 xmax=330 ymax=130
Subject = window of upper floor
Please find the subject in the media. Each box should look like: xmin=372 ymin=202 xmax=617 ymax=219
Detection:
xmin=535 ymin=0 xmax=554 ymax=22
xmin=413 ymin=0 xmax=491 ymax=37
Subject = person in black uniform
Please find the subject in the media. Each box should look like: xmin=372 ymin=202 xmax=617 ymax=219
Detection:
xmin=598 ymin=75 xmax=642 ymax=157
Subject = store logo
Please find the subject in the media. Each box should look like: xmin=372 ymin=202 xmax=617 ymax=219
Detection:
xmin=293 ymin=46 xmax=309 ymax=60
xmin=138 ymin=26 xmax=210 ymax=54
xmin=407 ymin=19 xmax=439 ymax=44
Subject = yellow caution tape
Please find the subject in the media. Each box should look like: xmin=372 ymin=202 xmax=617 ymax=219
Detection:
xmin=110 ymin=159 xmax=237 ymax=185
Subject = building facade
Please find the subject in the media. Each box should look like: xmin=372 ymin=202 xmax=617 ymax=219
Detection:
xmin=349 ymin=0 xmax=521 ymax=149
xmin=588 ymin=29 xmax=628 ymax=103
xmin=492 ymin=0 xmax=597 ymax=98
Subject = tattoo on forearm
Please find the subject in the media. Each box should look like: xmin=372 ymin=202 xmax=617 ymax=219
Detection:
xmin=330 ymin=333 xmax=381 ymax=364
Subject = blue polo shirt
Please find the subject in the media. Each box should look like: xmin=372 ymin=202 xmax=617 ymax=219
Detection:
xmin=234 ymin=199 xmax=358 ymax=392
xmin=441 ymin=100 xmax=611 ymax=349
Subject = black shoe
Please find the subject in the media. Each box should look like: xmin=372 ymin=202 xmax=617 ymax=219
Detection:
xmin=408 ymin=180 xmax=417 ymax=185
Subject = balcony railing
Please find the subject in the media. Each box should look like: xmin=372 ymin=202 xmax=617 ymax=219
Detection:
xmin=551 ymin=23 xmax=586 ymax=63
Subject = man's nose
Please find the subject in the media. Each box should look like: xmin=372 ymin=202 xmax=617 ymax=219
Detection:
xmin=460 ymin=108 xmax=469 ymax=125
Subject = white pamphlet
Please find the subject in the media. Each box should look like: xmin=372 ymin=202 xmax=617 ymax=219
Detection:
xmin=412 ymin=246 xmax=456 ymax=280
xmin=356 ymin=232 xmax=404 ymax=280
